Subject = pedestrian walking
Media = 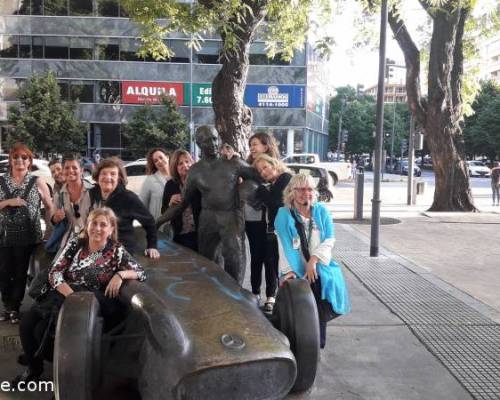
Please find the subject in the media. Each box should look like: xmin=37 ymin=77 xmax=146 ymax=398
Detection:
xmin=491 ymin=162 xmax=500 ymax=206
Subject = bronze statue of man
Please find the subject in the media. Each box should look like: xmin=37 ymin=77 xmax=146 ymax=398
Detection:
xmin=157 ymin=126 xmax=260 ymax=285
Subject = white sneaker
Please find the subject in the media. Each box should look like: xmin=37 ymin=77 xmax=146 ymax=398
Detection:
xmin=264 ymin=297 xmax=275 ymax=312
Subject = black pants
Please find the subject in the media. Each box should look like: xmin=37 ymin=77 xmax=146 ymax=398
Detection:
xmin=0 ymin=245 xmax=36 ymax=312
xmin=173 ymin=231 xmax=198 ymax=252
xmin=245 ymin=221 xmax=278 ymax=298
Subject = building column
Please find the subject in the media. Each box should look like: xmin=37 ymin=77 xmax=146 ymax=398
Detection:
xmin=287 ymin=129 xmax=294 ymax=155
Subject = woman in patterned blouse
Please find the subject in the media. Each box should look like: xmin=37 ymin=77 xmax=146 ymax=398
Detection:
xmin=13 ymin=207 xmax=146 ymax=385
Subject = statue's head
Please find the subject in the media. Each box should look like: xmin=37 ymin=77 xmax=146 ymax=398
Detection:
xmin=195 ymin=126 xmax=218 ymax=158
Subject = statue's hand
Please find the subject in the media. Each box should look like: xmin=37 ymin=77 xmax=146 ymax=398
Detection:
xmin=156 ymin=204 xmax=182 ymax=229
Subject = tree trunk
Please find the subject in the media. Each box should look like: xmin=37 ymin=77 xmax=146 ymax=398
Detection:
xmin=388 ymin=3 xmax=476 ymax=211
xmin=212 ymin=3 xmax=267 ymax=156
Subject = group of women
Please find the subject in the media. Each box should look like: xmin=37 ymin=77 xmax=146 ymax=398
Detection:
xmin=0 ymin=134 xmax=350 ymax=384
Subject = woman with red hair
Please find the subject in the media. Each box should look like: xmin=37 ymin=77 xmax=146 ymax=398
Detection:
xmin=0 ymin=143 xmax=53 ymax=323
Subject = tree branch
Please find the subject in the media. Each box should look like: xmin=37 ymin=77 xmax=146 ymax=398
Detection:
xmin=450 ymin=7 xmax=469 ymax=118
xmin=388 ymin=6 xmax=427 ymax=130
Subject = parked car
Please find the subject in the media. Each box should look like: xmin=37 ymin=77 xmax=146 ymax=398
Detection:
xmin=390 ymin=160 xmax=421 ymax=177
xmin=80 ymin=156 xmax=96 ymax=177
xmin=286 ymin=163 xmax=335 ymax=202
xmin=282 ymin=153 xmax=351 ymax=184
xmin=467 ymin=160 xmax=491 ymax=177
xmin=0 ymin=158 xmax=54 ymax=185
xmin=124 ymin=159 xmax=147 ymax=194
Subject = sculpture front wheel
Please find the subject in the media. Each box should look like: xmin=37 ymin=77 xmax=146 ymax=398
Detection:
xmin=53 ymin=292 xmax=103 ymax=400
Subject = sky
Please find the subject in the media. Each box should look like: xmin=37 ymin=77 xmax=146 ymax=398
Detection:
xmin=326 ymin=0 xmax=498 ymax=91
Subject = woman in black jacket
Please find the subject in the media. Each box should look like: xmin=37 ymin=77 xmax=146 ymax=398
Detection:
xmin=89 ymin=157 xmax=159 ymax=258
xmin=161 ymin=150 xmax=201 ymax=251
xmin=252 ymin=154 xmax=293 ymax=312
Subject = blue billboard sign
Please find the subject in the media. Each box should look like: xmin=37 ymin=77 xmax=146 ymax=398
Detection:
xmin=244 ymin=85 xmax=305 ymax=108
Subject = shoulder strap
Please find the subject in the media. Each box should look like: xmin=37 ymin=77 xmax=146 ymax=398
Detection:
xmin=290 ymin=210 xmax=311 ymax=262
xmin=0 ymin=176 xmax=12 ymax=198
xmin=22 ymin=176 xmax=38 ymax=200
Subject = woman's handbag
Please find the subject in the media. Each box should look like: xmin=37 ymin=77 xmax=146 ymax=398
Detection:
xmin=290 ymin=210 xmax=338 ymax=323
xmin=44 ymin=218 xmax=68 ymax=253
xmin=28 ymin=268 xmax=51 ymax=301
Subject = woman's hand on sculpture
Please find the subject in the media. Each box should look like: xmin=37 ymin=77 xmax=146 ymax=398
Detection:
xmin=279 ymin=271 xmax=297 ymax=287
xmin=169 ymin=194 xmax=182 ymax=206
xmin=303 ymin=256 xmax=319 ymax=283
xmin=145 ymin=248 xmax=160 ymax=259
xmin=105 ymin=273 xmax=123 ymax=298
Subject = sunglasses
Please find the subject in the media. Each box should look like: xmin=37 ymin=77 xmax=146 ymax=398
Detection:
xmin=73 ymin=203 xmax=81 ymax=219
xmin=12 ymin=154 xmax=29 ymax=161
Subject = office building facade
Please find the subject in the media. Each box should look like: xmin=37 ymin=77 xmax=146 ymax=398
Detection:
xmin=0 ymin=0 xmax=329 ymax=158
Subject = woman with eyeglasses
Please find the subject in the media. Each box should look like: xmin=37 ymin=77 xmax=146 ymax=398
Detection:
xmin=274 ymin=174 xmax=350 ymax=349
xmin=50 ymin=153 xmax=93 ymax=253
xmin=89 ymin=157 xmax=160 ymax=259
xmin=0 ymin=143 xmax=53 ymax=324
xmin=252 ymin=154 xmax=292 ymax=313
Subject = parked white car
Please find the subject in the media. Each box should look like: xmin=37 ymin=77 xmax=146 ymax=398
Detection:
xmin=467 ymin=160 xmax=491 ymax=177
xmin=286 ymin=163 xmax=335 ymax=203
xmin=282 ymin=153 xmax=351 ymax=184
xmin=0 ymin=158 xmax=54 ymax=187
xmin=124 ymin=159 xmax=147 ymax=194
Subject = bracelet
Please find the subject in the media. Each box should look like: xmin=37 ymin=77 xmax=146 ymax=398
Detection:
xmin=115 ymin=272 xmax=123 ymax=281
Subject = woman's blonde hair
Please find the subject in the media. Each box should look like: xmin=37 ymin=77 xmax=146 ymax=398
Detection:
xmin=282 ymin=174 xmax=318 ymax=208
xmin=253 ymin=154 xmax=289 ymax=176
xmin=81 ymin=207 xmax=119 ymax=243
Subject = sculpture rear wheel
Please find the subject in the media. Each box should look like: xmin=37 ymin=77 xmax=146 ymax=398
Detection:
xmin=53 ymin=292 xmax=103 ymax=400
xmin=273 ymin=279 xmax=320 ymax=392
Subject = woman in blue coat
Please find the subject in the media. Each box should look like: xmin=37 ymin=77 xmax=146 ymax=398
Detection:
xmin=274 ymin=174 xmax=350 ymax=348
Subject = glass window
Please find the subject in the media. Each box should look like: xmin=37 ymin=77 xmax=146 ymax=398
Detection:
xmin=0 ymin=36 xmax=18 ymax=58
xmin=45 ymin=36 xmax=69 ymax=59
xmin=96 ymin=38 xmax=119 ymax=60
xmin=195 ymin=41 xmax=221 ymax=64
xmin=69 ymin=0 xmax=92 ymax=15
xmin=44 ymin=0 xmax=68 ymax=15
xmin=70 ymin=81 xmax=94 ymax=103
xmin=249 ymin=42 xmax=269 ymax=65
xmin=31 ymin=0 xmax=43 ymax=14
xmin=97 ymin=0 xmax=119 ymax=16
xmin=167 ymin=40 xmax=190 ymax=63
xmin=58 ymin=81 xmax=69 ymax=100
xmin=0 ymin=78 xmax=24 ymax=101
xmin=120 ymin=38 xmax=142 ymax=61
xmin=32 ymin=37 xmax=43 ymax=58
xmin=98 ymin=81 xmax=120 ymax=103
xmin=99 ymin=124 xmax=121 ymax=148
xmin=19 ymin=36 xmax=31 ymax=58
xmin=70 ymin=37 xmax=93 ymax=60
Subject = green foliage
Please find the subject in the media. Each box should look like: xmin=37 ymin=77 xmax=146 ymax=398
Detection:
xmin=122 ymin=0 xmax=332 ymax=63
xmin=123 ymin=96 xmax=189 ymax=158
xmin=7 ymin=72 xmax=85 ymax=154
xmin=463 ymin=80 xmax=500 ymax=161
xmin=329 ymin=86 xmax=412 ymax=157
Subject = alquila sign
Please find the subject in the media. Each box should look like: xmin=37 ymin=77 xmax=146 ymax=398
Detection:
xmin=121 ymin=81 xmax=184 ymax=105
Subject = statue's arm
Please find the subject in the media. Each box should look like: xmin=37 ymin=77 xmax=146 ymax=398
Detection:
xmin=237 ymin=160 xmax=262 ymax=182
xmin=156 ymin=174 xmax=196 ymax=229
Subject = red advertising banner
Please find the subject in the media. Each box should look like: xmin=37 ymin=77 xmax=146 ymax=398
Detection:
xmin=121 ymin=81 xmax=184 ymax=105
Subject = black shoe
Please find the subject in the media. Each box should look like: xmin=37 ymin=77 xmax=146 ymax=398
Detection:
xmin=11 ymin=368 xmax=43 ymax=387
xmin=17 ymin=353 xmax=28 ymax=366
xmin=0 ymin=310 xmax=13 ymax=321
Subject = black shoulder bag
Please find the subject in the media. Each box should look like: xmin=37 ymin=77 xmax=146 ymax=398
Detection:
xmin=289 ymin=209 xmax=338 ymax=323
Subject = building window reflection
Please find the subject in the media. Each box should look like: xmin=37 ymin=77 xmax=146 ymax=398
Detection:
xmin=45 ymin=36 xmax=69 ymax=59
xmin=96 ymin=38 xmax=119 ymax=60
xmin=70 ymin=81 xmax=94 ymax=103
xmin=44 ymin=0 xmax=68 ymax=16
xmin=0 ymin=36 xmax=18 ymax=58
xmin=70 ymin=37 xmax=93 ymax=60
xmin=69 ymin=0 xmax=92 ymax=16
xmin=99 ymin=81 xmax=120 ymax=104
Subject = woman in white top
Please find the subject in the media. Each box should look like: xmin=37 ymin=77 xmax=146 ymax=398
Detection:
xmin=274 ymin=174 xmax=350 ymax=348
xmin=139 ymin=148 xmax=170 ymax=221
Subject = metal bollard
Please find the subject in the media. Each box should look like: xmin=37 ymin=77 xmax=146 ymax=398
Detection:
xmin=354 ymin=168 xmax=364 ymax=220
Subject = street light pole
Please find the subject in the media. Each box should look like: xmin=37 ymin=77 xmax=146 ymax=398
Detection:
xmin=336 ymin=98 xmax=345 ymax=161
xmin=370 ymin=0 xmax=388 ymax=257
